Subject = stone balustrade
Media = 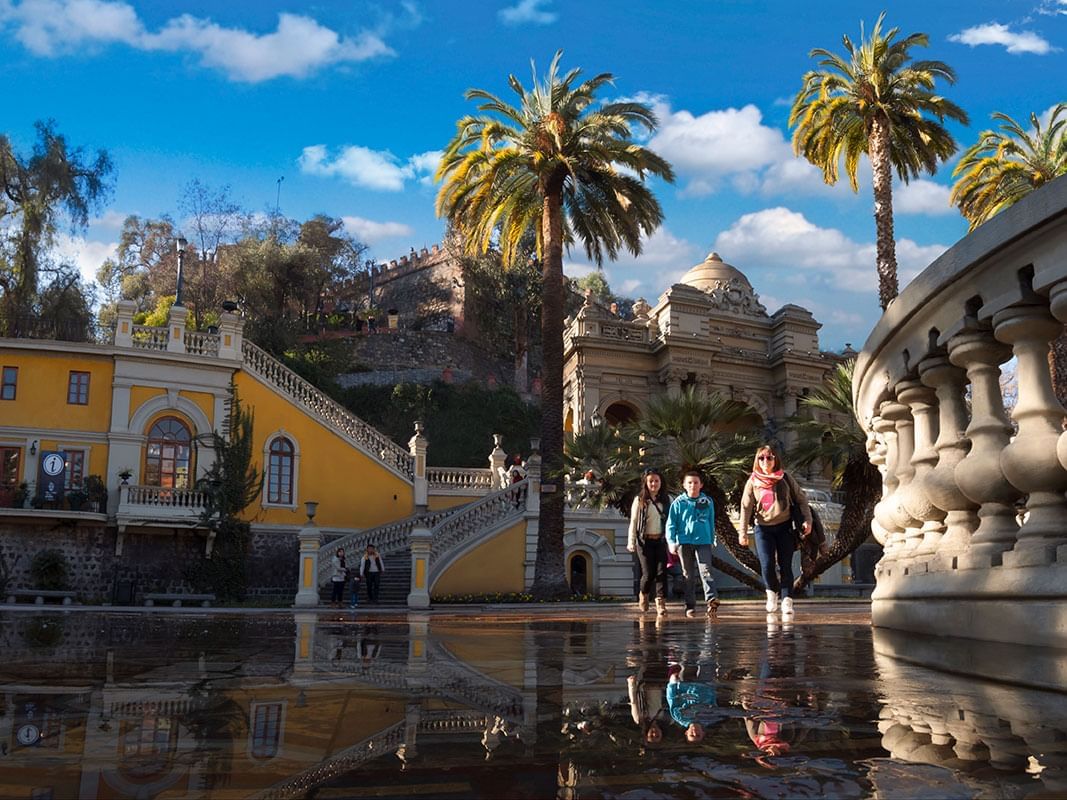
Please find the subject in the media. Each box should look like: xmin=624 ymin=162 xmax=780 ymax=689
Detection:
xmin=853 ymin=173 xmax=1067 ymax=647
xmin=427 ymin=467 xmax=495 ymax=492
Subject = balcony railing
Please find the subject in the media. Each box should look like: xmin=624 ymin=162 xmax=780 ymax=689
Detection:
xmin=130 ymin=324 xmax=169 ymax=351
xmin=427 ymin=467 xmax=495 ymax=492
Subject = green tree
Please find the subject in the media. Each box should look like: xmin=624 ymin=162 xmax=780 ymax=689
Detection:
xmin=190 ymin=382 xmax=262 ymax=602
xmin=787 ymin=360 xmax=882 ymax=589
xmin=574 ymin=271 xmax=612 ymax=305
xmin=436 ymin=51 xmax=673 ymax=597
xmin=951 ymin=103 xmax=1067 ymax=230
xmin=0 ymin=120 xmax=113 ymax=334
xmin=790 ymin=13 xmax=967 ymax=309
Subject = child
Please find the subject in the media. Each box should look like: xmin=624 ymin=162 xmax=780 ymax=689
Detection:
xmin=666 ymin=471 xmax=720 ymax=619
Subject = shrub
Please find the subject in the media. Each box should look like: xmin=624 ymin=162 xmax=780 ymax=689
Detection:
xmin=31 ymin=549 xmax=69 ymax=590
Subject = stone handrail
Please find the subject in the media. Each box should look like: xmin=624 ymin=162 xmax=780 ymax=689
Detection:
xmin=427 ymin=467 xmax=494 ymax=492
xmin=853 ymin=173 xmax=1067 ymax=648
xmin=130 ymin=324 xmax=168 ymax=351
xmin=242 ymin=340 xmax=415 ymax=479
xmin=184 ymin=330 xmax=220 ymax=356
xmin=598 ymin=320 xmax=650 ymax=343
xmin=317 ymin=508 xmax=455 ymax=584
xmin=429 ymin=479 xmax=528 ymax=572
xmin=124 ymin=485 xmax=207 ymax=508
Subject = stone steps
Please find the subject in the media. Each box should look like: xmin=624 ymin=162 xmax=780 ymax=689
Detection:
xmin=318 ymin=549 xmax=411 ymax=607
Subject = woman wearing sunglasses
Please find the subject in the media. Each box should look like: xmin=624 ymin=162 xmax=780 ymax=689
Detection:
xmin=739 ymin=445 xmax=811 ymax=617
xmin=627 ymin=468 xmax=671 ymax=615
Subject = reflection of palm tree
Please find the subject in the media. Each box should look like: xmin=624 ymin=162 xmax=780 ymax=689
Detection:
xmin=790 ymin=13 xmax=966 ymax=309
xmin=787 ymin=361 xmax=881 ymax=589
xmin=436 ymin=51 xmax=673 ymax=597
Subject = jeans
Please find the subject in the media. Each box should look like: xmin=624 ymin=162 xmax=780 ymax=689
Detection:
xmin=330 ymin=580 xmax=345 ymax=604
xmin=755 ymin=521 xmax=795 ymax=599
xmin=349 ymin=577 xmax=361 ymax=608
xmin=635 ymin=536 xmax=668 ymax=599
xmin=678 ymin=543 xmax=716 ymax=608
xmin=365 ymin=571 xmax=382 ymax=603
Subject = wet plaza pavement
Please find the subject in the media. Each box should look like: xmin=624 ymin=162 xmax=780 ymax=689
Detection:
xmin=1 ymin=603 xmax=1065 ymax=799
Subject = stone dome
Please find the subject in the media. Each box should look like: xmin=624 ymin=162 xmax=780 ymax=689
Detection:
xmin=679 ymin=252 xmax=753 ymax=292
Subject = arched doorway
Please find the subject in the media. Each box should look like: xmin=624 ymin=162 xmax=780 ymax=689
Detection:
xmin=603 ymin=402 xmax=638 ymax=427
xmin=144 ymin=416 xmax=193 ymax=489
xmin=568 ymin=551 xmax=590 ymax=595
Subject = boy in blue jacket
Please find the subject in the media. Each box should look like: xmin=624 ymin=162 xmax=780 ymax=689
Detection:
xmin=666 ymin=470 xmax=720 ymax=619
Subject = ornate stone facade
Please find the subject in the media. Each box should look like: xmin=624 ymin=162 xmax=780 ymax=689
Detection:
xmin=563 ymin=252 xmax=838 ymax=456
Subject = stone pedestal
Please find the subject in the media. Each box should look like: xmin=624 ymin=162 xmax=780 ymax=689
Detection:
xmin=293 ymin=523 xmax=321 ymax=608
xmin=408 ymin=527 xmax=431 ymax=609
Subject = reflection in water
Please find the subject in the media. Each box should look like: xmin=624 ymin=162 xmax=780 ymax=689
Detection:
xmin=0 ymin=608 xmax=1063 ymax=798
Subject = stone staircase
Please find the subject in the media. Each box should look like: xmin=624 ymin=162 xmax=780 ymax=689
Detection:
xmin=241 ymin=340 xmax=415 ymax=480
xmin=317 ymin=547 xmax=412 ymax=607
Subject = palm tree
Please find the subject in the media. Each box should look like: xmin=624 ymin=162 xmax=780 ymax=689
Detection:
xmin=787 ymin=360 xmax=882 ymax=590
xmin=951 ymin=104 xmax=1067 ymax=230
xmin=436 ymin=51 xmax=673 ymax=598
xmin=790 ymin=13 xmax=967 ymax=309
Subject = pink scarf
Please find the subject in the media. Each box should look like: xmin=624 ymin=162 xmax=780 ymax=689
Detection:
xmin=751 ymin=470 xmax=784 ymax=513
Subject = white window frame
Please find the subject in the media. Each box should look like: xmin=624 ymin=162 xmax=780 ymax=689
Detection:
xmin=261 ymin=430 xmax=300 ymax=509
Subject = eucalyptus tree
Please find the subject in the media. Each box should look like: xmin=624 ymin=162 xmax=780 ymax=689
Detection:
xmin=436 ymin=51 xmax=673 ymax=597
xmin=790 ymin=13 xmax=967 ymax=309
xmin=951 ymin=103 xmax=1067 ymax=230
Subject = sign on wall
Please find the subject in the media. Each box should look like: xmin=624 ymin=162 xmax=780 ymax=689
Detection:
xmin=36 ymin=451 xmax=66 ymax=503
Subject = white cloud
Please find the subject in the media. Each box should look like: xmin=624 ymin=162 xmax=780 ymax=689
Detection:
xmin=949 ymin=23 xmax=1055 ymax=55
xmin=342 ymin=215 xmax=414 ymax=245
xmin=0 ymin=1 xmax=395 ymax=81
xmin=299 ymin=145 xmax=440 ymax=191
xmin=53 ymin=233 xmax=117 ymax=285
xmin=498 ymin=0 xmax=557 ymax=26
xmin=90 ymin=209 xmax=128 ymax=230
xmin=630 ymin=93 xmax=855 ymax=198
xmin=714 ymin=207 xmax=946 ymax=293
xmin=565 ymin=225 xmax=699 ymax=298
xmin=895 ymin=179 xmax=954 ymax=216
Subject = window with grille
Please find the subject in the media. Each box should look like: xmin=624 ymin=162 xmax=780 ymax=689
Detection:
xmin=144 ymin=417 xmax=192 ymax=489
xmin=1 ymin=366 xmax=16 ymax=401
xmin=67 ymin=371 xmax=90 ymax=404
xmin=267 ymin=437 xmax=294 ymax=504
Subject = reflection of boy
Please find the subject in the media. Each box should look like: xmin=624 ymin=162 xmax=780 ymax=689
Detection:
xmin=666 ymin=668 xmax=717 ymax=743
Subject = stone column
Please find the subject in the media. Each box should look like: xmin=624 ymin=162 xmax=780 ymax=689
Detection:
xmin=896 ymin=379 xmax=946 ymax=556
xmin=663 ymin=369 xmax=683 ymax=398
xmin=166 ymin=304 xmax=188 ymax=354
xmin=993 ymin=303 xmax=1067 ymax=566
xmin=918 ymin=355 xmax=979 ymax=555
xmin=113 ymin=300 xmax=135 ymax=347
xmin=881 ymin=398 xmax=922 ymax=553
xmin=947 ymin=328 xmax=1019 ymax=568
xmin=293 ymin=520 xmax=321 ymax=608
xmin=871 ymin=412 xmax=904 ymax=559
xmin=217 ymin=310 xmax=244 ymax=360
xmin=488 ymin=434 xmax=506 ymax=488
xmin=407 ymin=526 xmax=431 ymax=609
xmin=522 ymin=446 xmax=542 ymax=591
xmin=409 ymin=421 xmax=428 ymax=512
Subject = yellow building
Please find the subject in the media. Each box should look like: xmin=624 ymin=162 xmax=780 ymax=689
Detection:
xmin=1 ymin=302 xmax=633 ymax=604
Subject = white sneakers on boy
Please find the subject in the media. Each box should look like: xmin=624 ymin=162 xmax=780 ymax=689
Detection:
xmin=765 ymin=590 xmax=778 ymax=613
xmin=781 ymin=597 xmax=795 ymax=616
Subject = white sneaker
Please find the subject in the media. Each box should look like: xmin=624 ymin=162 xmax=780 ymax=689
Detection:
xmin=781 ymin=597 xmax=794 ymax=616
xmin=765 ymin=590 xmax=778 ymax=613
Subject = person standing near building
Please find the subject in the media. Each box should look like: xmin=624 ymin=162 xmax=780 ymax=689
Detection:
xmin=329 ymin=547 xmax=348 ymax=608
xmin=739 ymin=444 xmax=811 ymax=618
xmin=665 ymin=471 xmax=720 ymax=619
xmin=360 ymin=544 xmax=385 ymax=604
xmin=627 ymin=468 xmax=671 ymax=616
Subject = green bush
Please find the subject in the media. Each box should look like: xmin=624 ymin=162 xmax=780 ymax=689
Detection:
xmin=30 ymin=549 xmax=69 ymax=590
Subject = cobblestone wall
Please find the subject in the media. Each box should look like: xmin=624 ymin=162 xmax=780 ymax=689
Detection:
xmin=345 ymin=331 xmax=510 ymax=387
xmin=0 ymin=522 xmax=298 ymax=602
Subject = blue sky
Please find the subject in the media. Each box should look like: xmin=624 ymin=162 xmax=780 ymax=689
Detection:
xmin=1 ymin=0 xmax=1065 ymax=349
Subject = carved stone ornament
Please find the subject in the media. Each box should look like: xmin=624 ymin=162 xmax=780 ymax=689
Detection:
xmin=704 ymin=277 xmax=768 ymax=317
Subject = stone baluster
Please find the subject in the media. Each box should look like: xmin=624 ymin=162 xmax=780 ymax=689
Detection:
xmin=947 ymin=328 xmax=1020 ymax=568
xmin=881 ymin=398 xmax=923 ymax=553
xmin=918 ymin=355 xmax=978 ymax=556
xmin=867 ymin=424 xmax=890 ymax=547
xmin=488 ymin=434 xmax=506 ymax=488
xmin=896 ymin=379 xmax=946 ymax=556
xmin=993 ymin=302 xmax=1067 ymax=566
xmin=1048 ymin=281 xmax=1067 ymax=479
xmin=871 ymin=411 xmax=904 ymax=559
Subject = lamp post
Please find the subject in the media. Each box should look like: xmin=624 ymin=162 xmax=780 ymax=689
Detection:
xmin=175 ymin=236 xmax=188 ymax=307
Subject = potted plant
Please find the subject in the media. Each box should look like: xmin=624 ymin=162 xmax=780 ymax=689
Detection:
xmin=67 ymin=487 xmax=87 ymax=511
xmin=83 ymin=475 xmax=108 ymax=512
xmin=13 ymin=482 xmax=29 ymax=509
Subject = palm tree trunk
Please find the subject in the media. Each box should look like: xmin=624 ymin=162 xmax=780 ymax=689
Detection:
xmin=530 ymin=181 xmax=570 ymax=599
xmin=870 ymin=117 xmax=899 ymax=310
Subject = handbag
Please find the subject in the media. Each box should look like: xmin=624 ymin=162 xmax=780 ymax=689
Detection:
xmin=785 ymin=473 xmax=807 ymax=547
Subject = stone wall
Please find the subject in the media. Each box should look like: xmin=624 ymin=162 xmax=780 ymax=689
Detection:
xmin=345 ymin=331 xmax=512 ymax=388
xmin=0 ymin=522 xmax=298 ymax=602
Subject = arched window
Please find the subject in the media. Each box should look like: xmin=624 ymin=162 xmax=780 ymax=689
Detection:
xmin=144 ymin=417 xmax=192 ymax=489
xmin=267 ymin=437 xmax=295 ymax=505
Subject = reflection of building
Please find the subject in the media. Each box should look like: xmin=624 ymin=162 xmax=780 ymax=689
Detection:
xmin=564 ymin=252 xmax=838 ymax=451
